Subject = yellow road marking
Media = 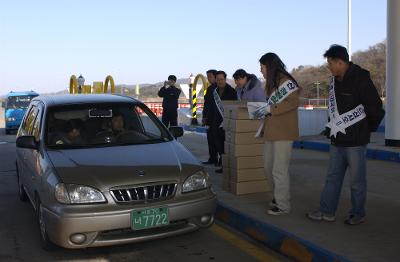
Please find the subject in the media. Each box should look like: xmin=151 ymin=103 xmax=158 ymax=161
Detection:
xmin=210 ymin=224 xmax=281 ymax=262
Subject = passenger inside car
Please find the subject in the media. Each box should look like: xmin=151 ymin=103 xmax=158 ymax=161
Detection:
xmin=52 ymin=119 xmax=85 ymax=145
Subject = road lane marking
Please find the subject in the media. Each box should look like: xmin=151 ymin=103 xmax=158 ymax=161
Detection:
xmin=210 ymin=224 xmax=281 ymax=262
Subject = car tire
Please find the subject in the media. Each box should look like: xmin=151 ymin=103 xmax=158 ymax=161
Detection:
xmin=36 ymin=198 xmax=57 ymax=251
xmin=5 ymin=129 xmax=10 ymax=135
xmin=16 ymin=163 xmax=28 ymax=202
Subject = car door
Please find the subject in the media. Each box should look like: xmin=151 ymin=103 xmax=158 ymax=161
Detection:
xmin=17 ymin=104 xmax=38 ymax=200
xmin=29 ymin=104 xmax=45 ymax=199
xmin=20 ymin=105 xmax=40 ymax=199
xmin=25 ymin=104 xmax=45 ymax=200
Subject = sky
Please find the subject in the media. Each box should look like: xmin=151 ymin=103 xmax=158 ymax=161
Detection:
xmin=0 ymin=0 xmax=386 ymax=94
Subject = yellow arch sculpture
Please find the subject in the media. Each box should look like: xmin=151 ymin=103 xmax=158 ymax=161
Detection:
xmin=193 ymin=74 xmax=209 ymax=97
xmin=104 ymin=75 xmax=115 ymax=93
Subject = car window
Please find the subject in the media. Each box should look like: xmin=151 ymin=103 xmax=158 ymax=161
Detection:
xmin=137 ymin=108 xmax=162 ymax=138
xmin=46 ymin=103 xmax=172 ymax=149
xmin=19 ymin=106 xmax=33 ymax=133
xmin=32 ymin=105 xmax=43 ymax=141
xmin=22 ymin=106 xmax=38 ymax=135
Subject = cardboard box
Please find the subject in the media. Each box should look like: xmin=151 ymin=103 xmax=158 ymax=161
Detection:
xmin=222 ymin=167 xmax=230 ymax=180
xmin=222 ymin=101 xmax=246 ymax=107
xmin=224 ymin=142 xmax=264 ymax=157
xmin=224 ymin=155 xmax=264 ymax=170
xmin=229 ymin=180 xmax=271 ymax=195
xmin=225 ymin=131 xmax=264 ymax=145
xmin=223 ymin=119 xmax=263 ymax=133
xmin=224 ymin=167 xmax=266 ymax=182
xmin=222 ymin=177 xmax=230 ymax=192
xmin=223 ymin=105 xmax=249 ymax=120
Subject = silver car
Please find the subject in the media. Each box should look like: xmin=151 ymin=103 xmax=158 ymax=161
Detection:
xmin=16 ymin=94 xmax=216 ymax=250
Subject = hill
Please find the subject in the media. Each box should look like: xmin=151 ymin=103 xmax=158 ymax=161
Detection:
xmin=291 ymin=41 xmax=386 ymax=99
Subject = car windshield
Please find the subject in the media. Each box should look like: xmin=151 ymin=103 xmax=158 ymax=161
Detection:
xmin=46 ymin=103 xmax=172 ymax=148
xmin=7 ymin=96 xmax=36 ymax=109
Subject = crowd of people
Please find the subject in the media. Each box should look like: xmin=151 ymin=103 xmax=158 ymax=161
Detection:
xmin=158 ymin=45 xmax=385 ymax=224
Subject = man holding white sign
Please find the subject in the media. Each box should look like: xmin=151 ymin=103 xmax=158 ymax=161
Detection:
xmin=307 ymin=45 xmax=385 ymax=225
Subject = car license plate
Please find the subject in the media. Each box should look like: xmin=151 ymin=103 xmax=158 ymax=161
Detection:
xmin=131 ymin=207 xmax=169 ymax=230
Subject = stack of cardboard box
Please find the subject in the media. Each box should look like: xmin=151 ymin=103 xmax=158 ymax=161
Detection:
xmin=221 ymin=101 xmax=271 ymax=195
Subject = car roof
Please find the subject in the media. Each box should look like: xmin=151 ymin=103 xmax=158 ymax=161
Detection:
xmin=32 ymin=94 xmax=141 ymax=107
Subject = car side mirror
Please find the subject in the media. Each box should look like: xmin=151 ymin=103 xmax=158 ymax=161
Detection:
xmin=169 ymin=126 xmax=184 ymax=139
xmin=16 ymin=136 xmax=39 ymax=150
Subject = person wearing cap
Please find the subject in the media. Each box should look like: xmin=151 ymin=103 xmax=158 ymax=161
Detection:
xmin=158 ymin=75 xmax=181 ymax=127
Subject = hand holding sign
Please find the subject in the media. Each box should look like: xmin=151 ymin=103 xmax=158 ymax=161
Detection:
xmin=247 ymin=102 xmax=269 ymax=119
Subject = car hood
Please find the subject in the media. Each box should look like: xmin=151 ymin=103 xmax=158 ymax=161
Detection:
xmin=46 ymin=141 xmax=202 ymax=191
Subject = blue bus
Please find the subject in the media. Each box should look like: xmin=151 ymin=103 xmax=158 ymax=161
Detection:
xmin=4 ymin=91 xmax=39 ymax=134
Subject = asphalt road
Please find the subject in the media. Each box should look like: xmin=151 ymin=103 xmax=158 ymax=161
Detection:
xmin=0 ymin=108 xmax=286 ymax=262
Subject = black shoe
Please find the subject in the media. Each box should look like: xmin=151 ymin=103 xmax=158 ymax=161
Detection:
xmin=215 ymin=168 xmax=223 ymax=173
xmin=267 ymin=206 xmax=289 ymax=216
xmin=202 ymin=160 xmax=216 ymax=165
xmin=344 ymin=215 xmax=365 ymax=225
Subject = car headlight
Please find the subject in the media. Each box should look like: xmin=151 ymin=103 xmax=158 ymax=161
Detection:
xmin=182 ymin=171 xmax=210 ymax=193
xmin=6 ymin=117 xmax=16 ymax=122
xmin=55 ymin=183 xmax=106 ymax=204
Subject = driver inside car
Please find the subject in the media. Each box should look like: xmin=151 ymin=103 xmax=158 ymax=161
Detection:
xmin=111 ymin=113 xmax=125 ymax=136
xmin=94 ymin=112 xmax=128 ymax=143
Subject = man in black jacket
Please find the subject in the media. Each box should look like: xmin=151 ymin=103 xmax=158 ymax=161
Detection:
xmin=307 ymin=45 xmax=385 ymax=225
xmin=158 ymin=75 xmax=181 ymax=127
xmin=202 ymin=69 xmax=218 ymax=165
xmin=212 ymin=71 xmax=237 ymax=173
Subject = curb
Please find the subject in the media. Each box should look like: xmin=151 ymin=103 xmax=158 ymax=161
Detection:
xmin=293 ymin=140 xmax=400 ymax=163
xmin=215 ymin=202 xmax=350 ymax=262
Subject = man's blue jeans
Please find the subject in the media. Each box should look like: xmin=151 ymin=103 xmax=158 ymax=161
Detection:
xmin=320 ymin=145 xmax=367 ymax=217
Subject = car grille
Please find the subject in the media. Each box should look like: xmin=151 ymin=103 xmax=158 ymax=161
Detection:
xmin=110 ymin=183 xmax=177 ymax=203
